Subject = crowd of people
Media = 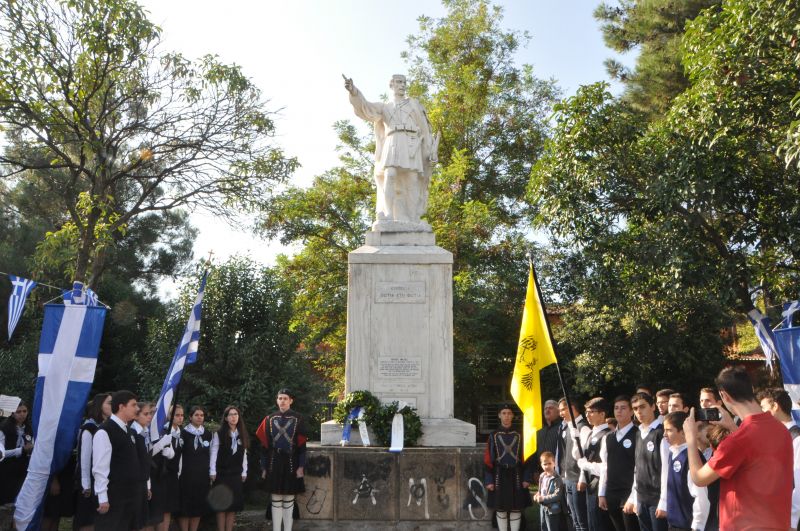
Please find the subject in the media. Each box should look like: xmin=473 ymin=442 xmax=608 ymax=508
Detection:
xmin=484 ymin=366 xmax=798 ymax=531
xmin=0 ymin=389 xmax=307 ymax=531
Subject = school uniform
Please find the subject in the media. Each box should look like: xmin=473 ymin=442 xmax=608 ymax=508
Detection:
xmin=562 ymin=416 xmax=591 ymax=531
xmin=140 ymin=426 xmax=176 ymax=526
xmin=0 ymin=419 xmax=32 ymax=504
xmin=210 ymin=429 xmax=248 ymax=512
xmin=666 ymin=444 xmax=709 ymax=531
xmin=92 ymin=415 xmax=142 ymax=531
xmin=626 ymin=416 xmax=669 ymax=531
xmin=179 ymin=425 xmax=212 ymax=517
xmin=600 ymin=422 xmax=640 ymax=531
xmin=576 ymin=423 xmax=611 ymax=531
xmin=161 ymin=426 xmax=183 ymax=515
xmin=74 ymin=419 xmax=100 ymax=526
xmin=130 ymin=422 xmax=153 ymax=528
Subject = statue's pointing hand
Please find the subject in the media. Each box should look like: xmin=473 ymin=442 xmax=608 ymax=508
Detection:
xmin=342 ymin=74 xmax=355 ymax=95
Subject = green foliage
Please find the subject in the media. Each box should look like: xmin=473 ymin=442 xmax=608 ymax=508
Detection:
xmin=370 ymin=402 xmax=423 ymax=448
xmin=595 ymin=0 xmax=721 ymax=118
xmin=133 ymin=257 xmax=324 ymax=435
xmin=0 ymin=0 xmax=296 ymax=284
xmin=530 ymin=0 xmax=800 ymax=394
xmin=333 ymin=390 xmax=381 ymax=426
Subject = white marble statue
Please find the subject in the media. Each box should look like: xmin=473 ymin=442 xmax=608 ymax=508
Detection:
xmin=344 ymin=74 xmax=438 ymax=229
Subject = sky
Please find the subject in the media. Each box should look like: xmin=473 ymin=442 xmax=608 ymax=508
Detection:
xmin=136 ymin=0 xmax=629 ymax=297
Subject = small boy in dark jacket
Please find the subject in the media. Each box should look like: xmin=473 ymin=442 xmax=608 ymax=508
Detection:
xmin=535 ymin=451 xmax=565 ymax=531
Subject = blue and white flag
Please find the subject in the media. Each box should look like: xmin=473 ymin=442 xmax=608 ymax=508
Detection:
xmin=7 ymin=275 xmax=37 ymax=340
xmin=748 ymin=308 xmax=779 ymax=371
xmin=774 ymin=326 xmax=800 ymax=425
xmin=63 ymin=281 xmax=99 ymax=306
xmin=782 ymin=300 xmax=800 ymax=328
xmin=150 ymin=272 xmax=207 ymax=440
xmin=14 ymin=285 xmax=106 ymax=530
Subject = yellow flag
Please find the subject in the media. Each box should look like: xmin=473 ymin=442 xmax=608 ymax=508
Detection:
xmin=510 ymin=264 xmax=558 ymax=461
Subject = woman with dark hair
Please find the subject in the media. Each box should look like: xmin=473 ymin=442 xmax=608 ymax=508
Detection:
xmin=210 ymin=405 xmax=249 ymax=531
xmin=256 ymin=389 xmax=307 ymax=531
xmin=178 ymin=405 xmax=211 ymax=531
xmin=72 ymin=393 xmax=112 ymax=530
xmin=0 ymin=402 xmax=34 ymax=504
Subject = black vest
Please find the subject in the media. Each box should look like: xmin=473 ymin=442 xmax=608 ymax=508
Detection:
xmin=133 ymin=428 xmax=150 ymax=482
xmin=215 ymin=432 xmax=245 ymax=476
xmin=99 ymin=418 xmax=140 ymax=494
xmin=605 ymin=425 xmax=638 ymax=500
xmin=165 ymin=430 xmax=183 ymax=474
xmin=561 ymin=417 xmax=590 ymax=482
xmin=634 ymin=421 xmax=664 ymax=506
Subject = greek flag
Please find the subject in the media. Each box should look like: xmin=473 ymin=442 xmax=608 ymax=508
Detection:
xmin=782 ymin=300 xmax=800 ymax=327
xmin=62 ymin=281 xmax=99 ymax=306
xmin=774 ymin=325 xmax=800 ymax=425
xmin=14 ymin=284 xmax=106 ymax=530
xmin=748 ymin=308 xmax=779 ymax=371
xmin=150 ymin=272 xmax=207 ymax=440
xmin=7 ymin=275 xmax=37 ymax=339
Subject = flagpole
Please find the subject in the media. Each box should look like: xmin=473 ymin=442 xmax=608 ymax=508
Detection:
xmin=526 ymin=252 xmax=584 ymax=458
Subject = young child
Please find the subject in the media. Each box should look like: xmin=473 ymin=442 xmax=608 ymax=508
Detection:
xmin=535 ymin=451 xmax=564 ymax=531
xmin=663 ymin=412 xmax=710 ymax=531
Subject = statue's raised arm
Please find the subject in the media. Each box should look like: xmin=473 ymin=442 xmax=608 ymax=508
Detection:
xmin=344 ymin=73 xmax=437 ymax=230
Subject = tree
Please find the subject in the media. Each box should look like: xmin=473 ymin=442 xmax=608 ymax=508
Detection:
xmin=530 ymin=0 xmax=800 ymax=390
xmin=133 ymin=257 xmax=324 ymax=427
xmin=260 ymin=121 xmax=373 ymax=395
xmin=0 ymin=0 xmax=297 ymax=285
xmin=595 ymin=0 xmax=720 ymax=118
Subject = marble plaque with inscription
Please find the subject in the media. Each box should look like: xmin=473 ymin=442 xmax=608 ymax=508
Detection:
xmin=378 ymin=356 xmax=422 ymax=379
xmin=375 ymin=281 xmax=426 ymax=303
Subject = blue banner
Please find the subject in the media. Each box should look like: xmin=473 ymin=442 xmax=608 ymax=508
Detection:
xmin=775 ymin=326 xmax=800 ymax=425
xmin=14 ymin=302 xmax=106 ymax=530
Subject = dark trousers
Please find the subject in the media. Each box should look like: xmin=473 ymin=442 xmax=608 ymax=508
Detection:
xmin=667 ymin=527 xmax=691 ymax=531
xmin=564 ymin=479 xmax=588 ymax=531
xmin=606 ymin=496 xmax=640 ymax=531
xmin=94 ymin=487 xmax=141 ymax=531
xmin=542 ymin=505 xmax=561 ymax=531
xmin=637 ymin=503 xmax=667 ymax=531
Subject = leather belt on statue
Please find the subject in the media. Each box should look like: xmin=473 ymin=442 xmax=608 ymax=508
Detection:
xmin=387 ymin=128 xmax=418 ymax=135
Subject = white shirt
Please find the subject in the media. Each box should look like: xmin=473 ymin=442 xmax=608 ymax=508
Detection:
xmin=626 ymin=415 xmax=670 ymax=512
xmin=209 ymin=431 xmax=248 ymax=478
xmin=575 ymin=423 xmax=609 ymax=485
xmin=0 ymin=424 xmax=27 ymax=460
xmin=92 ymin=414 xmax=128 ymax=504
xmin=79 ymin=423 xmax=97 ymax=490
xmin=669 ymin=443 xmax=710 ymax=530
xmin=597 ymin=421 xmax=636 ymax=497
xmin=783 ymin=420 xmax=800 ymax=528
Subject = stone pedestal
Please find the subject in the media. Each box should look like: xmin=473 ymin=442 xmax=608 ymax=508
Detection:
xmin=336 ymin=227 xmax=475 ymax=447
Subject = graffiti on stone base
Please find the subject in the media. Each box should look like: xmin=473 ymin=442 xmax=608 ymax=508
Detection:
xmin=407 ymin=478 xmax=430 ymax=519
xmin=465 ymin=477 xmax=488 ymax=520
xmin=305 ymin=486 xmax=327 ymax=515
xmin=352 ymin=474 xmax=379 ymax=505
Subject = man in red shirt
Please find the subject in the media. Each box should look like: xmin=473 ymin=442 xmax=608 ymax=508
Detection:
xmin=683 ymin=366 xmax=793 ymax=530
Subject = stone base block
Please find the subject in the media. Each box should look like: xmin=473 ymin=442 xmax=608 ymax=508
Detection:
xmin=295 ymin=444 xmax=493 ymax=526
xmin=365 ymin=229 xmax=435 ymax=246
xmin=321 ymin=418 xmax=475 ymax=447
xmin=418 ymin=418 xmax=476 ymax=447
xmin=320 ymin=420 xmax=376 ymax=446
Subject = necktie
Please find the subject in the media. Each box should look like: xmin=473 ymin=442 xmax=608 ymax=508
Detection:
xmin=194 ymin=433 xmax=200 ymax=450
xmin=231 ymin=432 xmax=238 ymax=454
